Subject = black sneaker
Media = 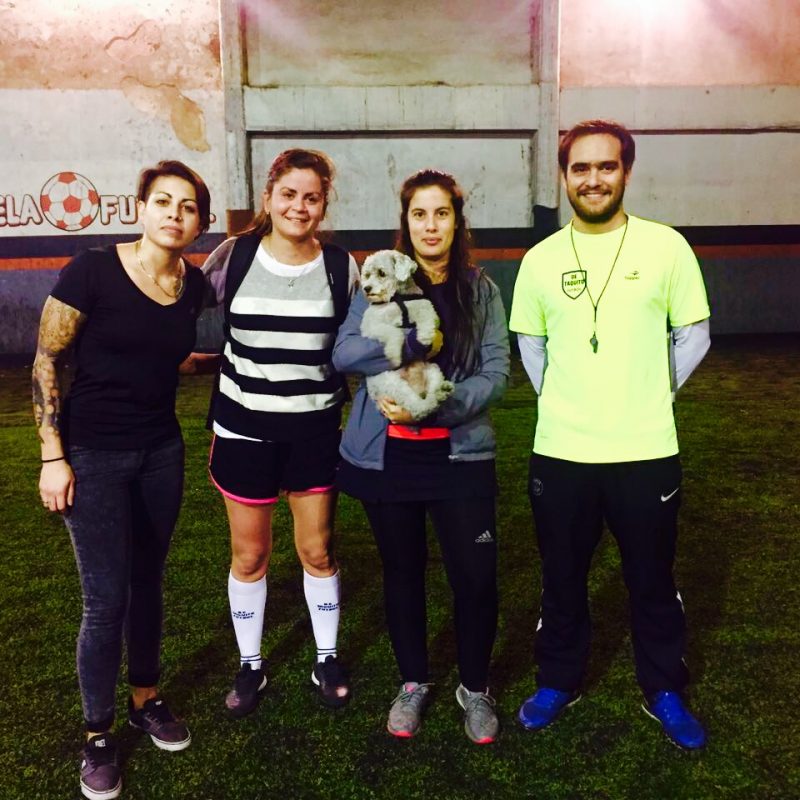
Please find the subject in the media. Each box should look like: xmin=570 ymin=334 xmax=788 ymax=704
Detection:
xmin=128 ymin=697 xmax=191 ymax=751
xmin=79 ymin=733 xmax=121 ymax=800
xmin=225 ymin=664 xmax=267 ymax=718
xmin=311 ymin=655 xmax=351 ymax=708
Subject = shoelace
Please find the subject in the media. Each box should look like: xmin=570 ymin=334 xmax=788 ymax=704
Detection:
xmin=395 ymin=683 xmax=432 ymax=709
xmin=84 ymin=738 xmax=116 ymax=768
xmin=464 ymin=691 xmax=496 ymax=712
xmin=139 ymin=700 xmax=175 ymax=725
xmin=654 ymin=694 xmax=689 ymax=724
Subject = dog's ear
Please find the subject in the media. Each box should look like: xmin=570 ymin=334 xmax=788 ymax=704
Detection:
xmin=393 ymin=252 xmax=418 ymax=283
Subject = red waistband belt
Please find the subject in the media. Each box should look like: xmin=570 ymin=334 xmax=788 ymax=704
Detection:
xmin=387 ymin=424 xmax=450 ymax=440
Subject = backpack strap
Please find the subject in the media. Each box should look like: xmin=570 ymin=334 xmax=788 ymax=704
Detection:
xmin=321 ymin=242 xmax=351 ymax=326
xmin=206 ymin=233 xmax=261 ymax=431
xmin=321 ymin=242 xmax=351 ymax=400
xmin=223 ymin=234 xmax=263 ymax=328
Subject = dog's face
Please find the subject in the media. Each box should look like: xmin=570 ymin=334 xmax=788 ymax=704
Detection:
xmin=361 ymin=252 xmax=398 ymax=304
xmin=361 ymin=250 xmax=420 ymax=304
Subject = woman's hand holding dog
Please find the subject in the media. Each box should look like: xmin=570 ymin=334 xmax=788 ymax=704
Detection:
xmin=377 ymin=396 xmax=415 ymax=424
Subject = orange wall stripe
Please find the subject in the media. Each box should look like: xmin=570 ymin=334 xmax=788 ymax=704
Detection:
xmin=2 ymin=245 xmax=798 ymax=272
xmin=0 ymin=253 xmax=211 ymax=271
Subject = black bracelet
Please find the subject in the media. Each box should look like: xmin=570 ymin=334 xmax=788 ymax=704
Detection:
xmin=41 ymin=456 xmax=65 ymax=464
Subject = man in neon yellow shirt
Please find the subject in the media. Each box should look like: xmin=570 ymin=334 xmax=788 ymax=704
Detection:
xmin=510 ymin=120 xmax=710 ymax=750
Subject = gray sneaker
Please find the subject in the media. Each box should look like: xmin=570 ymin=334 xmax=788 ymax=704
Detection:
xmin=387 ymin=682 xmax=432 ymax=738
xmin=456 ymin=684 xmax=499 ymax=744
xmin=79 ymin=733 xmax=121 ymax=800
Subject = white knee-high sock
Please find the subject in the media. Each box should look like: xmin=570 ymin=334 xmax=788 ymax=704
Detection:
xmin=303 ymin=570 xmax=340 ymax=663
xmin=228 ymin=572 xmax=267 ymax=670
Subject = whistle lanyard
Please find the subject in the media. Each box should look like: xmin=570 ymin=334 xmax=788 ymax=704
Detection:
xmin=569 ymin=219 xmax=629 ymax=353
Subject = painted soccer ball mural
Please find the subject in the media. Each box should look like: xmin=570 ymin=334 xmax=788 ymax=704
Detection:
xmin=40 ymin=172 xmax=100 ymax=231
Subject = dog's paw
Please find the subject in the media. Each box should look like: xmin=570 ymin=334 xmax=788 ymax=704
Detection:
xmin=436 ymin=380 xmax=455 ymax=402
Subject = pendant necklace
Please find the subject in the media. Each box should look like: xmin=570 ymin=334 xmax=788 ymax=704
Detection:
xmin=263 ymin=236 xmax=318 ymax=289
xmin=569 ymin=218 xmax=628 ymax=353
xmin=136 ymin=240 xmax=184 ymax=299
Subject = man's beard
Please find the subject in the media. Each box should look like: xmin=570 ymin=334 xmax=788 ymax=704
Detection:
xmin=568 ymin=186 xmax=625 ymax=225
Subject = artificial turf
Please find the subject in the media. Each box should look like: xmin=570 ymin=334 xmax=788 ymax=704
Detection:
xmin=1 ymin=336 xmax=798 ymax=799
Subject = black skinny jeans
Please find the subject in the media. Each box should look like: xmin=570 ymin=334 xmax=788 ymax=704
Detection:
xmin=363 ymin=496 xmax=498 ymax=692
xmin=65 ymin=437 xmax=184 ymax=731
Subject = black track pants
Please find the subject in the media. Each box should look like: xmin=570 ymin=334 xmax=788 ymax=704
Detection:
xmin=529 ymin=453 xmax=690 ymax=696
xmin=362 ymin=497 xmax=498 ymax=692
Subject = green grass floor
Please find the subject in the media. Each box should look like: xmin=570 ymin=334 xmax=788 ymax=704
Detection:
xmin=1 ymin=336 xmax=798 ymax=799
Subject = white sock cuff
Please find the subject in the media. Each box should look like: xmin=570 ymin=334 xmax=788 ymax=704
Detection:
xmin=228 ymin=571 xmax=267 ymax=595
xmin=303 ymin=569 xmax=339 ymax=587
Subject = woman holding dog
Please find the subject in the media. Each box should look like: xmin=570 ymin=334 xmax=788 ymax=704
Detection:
xmin=34 ymin=160 xmax=210 ymax=799
xmin=333 ymin=169 xmax=510 ymax=744
xmin=197 ymin=149 xmax=359 ymax=716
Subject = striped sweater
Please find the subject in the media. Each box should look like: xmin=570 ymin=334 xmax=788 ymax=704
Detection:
xmin=203 ymin=237 xmax=359 ymax=441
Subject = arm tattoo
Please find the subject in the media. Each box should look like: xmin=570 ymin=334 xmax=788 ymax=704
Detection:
xmin=32 ymin=297 xmax=86 ymax=443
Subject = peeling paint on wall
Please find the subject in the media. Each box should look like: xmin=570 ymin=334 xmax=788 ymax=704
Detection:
xmin=0 ymin=2 xmax=220 ymax=89
xmin=0 ymin=0 xmax=220 ymax=150
xmin=121 ymin=78 xmax=210 ymax=152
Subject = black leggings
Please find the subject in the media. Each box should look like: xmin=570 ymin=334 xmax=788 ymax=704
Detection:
xmin=362 ymin=496 xmax=498 ymax=692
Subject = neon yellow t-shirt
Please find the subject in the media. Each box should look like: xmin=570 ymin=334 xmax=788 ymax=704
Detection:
xmin=509 ymin=215 xmax=710 ymax=463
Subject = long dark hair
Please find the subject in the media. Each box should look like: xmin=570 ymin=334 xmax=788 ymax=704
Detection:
xmin=243 ymin=148 xmax=336 ymax=238
xmin=396 ymin=169 xmax=483 ymax=376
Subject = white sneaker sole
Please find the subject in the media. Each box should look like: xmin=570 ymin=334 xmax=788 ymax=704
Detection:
xmin=80 ymin=776 xmax=122 ymax=800
xmin=128 ymin=720 xmax=192 ymax=751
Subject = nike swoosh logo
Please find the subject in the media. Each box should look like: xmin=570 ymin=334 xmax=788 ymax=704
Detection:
xmin=661 ymin=488 xmax=679 ymax=502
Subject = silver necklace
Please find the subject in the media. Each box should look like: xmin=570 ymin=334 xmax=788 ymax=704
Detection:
xmin=135 ymin=240 xmax=184 ymax=299
xmin=569 ymin=219 xmax=628 ymax=353
xmin=263 ymin=237 xmax=319 ymax=288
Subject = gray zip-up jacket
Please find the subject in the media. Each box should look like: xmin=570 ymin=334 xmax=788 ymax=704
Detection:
xmin=332 ymin=272 xmax=510 ymax=470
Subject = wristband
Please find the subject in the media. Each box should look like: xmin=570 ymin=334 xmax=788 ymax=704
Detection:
xmin=41 ymin=456 xmax=65 ymax=464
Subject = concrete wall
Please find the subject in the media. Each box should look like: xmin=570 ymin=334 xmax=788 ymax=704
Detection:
xmin=245 ymin=0 xmax=536 ymax=86
xmin=0 ymin=0 xmax=226 ymax=353
xmin=1 ymin=0 xmax=798 ymax=353
xmin=232 ymin=0 xmax=799 ymax=337
xmin=561 ymin=0 xmax=800 ymax=87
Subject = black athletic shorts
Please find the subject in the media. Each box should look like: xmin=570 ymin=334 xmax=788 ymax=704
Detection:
xmin=209 ymin=429 xmax=341 ymax=504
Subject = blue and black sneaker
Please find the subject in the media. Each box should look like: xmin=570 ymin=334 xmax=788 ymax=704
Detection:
xmin=517 ymin=687 xmax=582 ymax=731
xmin=642 ymin=691 xmax=706 ymax=750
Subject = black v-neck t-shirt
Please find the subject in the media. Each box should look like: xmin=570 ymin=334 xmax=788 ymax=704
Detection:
xmin=50 ymin=246 xmax=204 ymax=449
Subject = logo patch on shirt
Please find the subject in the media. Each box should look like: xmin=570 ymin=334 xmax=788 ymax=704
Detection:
xmin=562 ymin=270 xmax=587 ymax=299
xmin=624 ymin=270 xmax=640 ymax=281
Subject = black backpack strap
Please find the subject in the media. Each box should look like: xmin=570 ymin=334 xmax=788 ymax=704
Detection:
xmin=321 ymin=243 xmax=352 ymax=401
xmin=207 ymin=233 xmax=262 ymax=430
xmin=321 ymin=243 xmax=351 ymax=326
xmin=223 ymin=234 xmax=263 ymax=326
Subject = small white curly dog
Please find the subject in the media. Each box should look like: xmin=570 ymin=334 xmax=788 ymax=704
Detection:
xmin=360 ymin=249 xmax=454 ymax=422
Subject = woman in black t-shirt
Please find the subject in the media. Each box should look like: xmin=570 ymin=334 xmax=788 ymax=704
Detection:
xmin=33 ymin=161 xmax=210 ymax=800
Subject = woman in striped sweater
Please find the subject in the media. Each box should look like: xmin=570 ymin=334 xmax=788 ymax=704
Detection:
xmin=199 ymin=149 xmax=359 ymax=714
